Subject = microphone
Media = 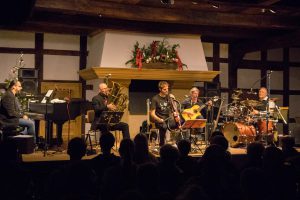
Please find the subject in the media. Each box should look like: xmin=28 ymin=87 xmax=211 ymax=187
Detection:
xmin=247 ymin=88 xmax=257 ymax=95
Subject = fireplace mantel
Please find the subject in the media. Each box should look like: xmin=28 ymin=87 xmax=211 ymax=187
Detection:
xmin=79 ymin=67 xmax=220 ymax=82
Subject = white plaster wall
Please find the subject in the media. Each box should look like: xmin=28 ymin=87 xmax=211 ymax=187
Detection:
xmin=87 ymin=32 xmax=106 ymax=68
xmin=220 ymin=43 xmax=228 ymax=58
xmin=0 ymin=53 xmax=35 ymax=82
xmin=220 ymin=63 xmax=228 ymax=88
xmin=91 ymin=31 xmax=208 ymax=70
xmin=44 ymin=33 xmax=79 ymax=50
xmin=267 ymin=48 xmax=283 ymax=61
xmin=202 ymin=42 xmax=213 ymax=57
xmin=290 ymin=67 xmax=300 ymax=90
xmin=289 ymin=48 xmax=300 ymax=62
xmin=43 ymin=55 xmax=79 ymax=80
xmin=237 ymin=69 xmax=261 ymax=89
xmin=0 ymin=31 xmax=34 ymax=48
xmin=244 ymin=51 xmax=261 ymax=60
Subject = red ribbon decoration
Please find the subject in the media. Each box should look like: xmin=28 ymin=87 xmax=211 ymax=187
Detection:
xmin=136 ymin=48 xmax=143 ymax=70
xmin=175 ymin=50 xmax=183 ymax=71
xmin=151 ymin=41 xmax=159 ymax=57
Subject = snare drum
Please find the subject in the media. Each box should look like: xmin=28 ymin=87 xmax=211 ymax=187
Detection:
xmin=223 ymin=122 xmax=256 ymax=147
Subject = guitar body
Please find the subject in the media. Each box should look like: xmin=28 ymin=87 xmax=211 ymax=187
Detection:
xmin=182 ymin=104 xmax=205 ymax=120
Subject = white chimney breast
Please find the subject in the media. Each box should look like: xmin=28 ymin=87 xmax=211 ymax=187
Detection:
xmin=87 ymin=31 xmax=208 ymax=71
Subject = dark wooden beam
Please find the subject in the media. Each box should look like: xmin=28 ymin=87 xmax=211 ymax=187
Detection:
xmin=35 ymin=33 xmax=43 ymax=93
xmin=34 ymin=0 xmax=300 ymax=29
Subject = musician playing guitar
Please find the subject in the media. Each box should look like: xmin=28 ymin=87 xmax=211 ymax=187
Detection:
xmin=181 ymin=87 xmax=212 ymax=121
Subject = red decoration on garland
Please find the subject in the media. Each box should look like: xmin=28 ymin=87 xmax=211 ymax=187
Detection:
xmin=136 ymin=48 xmax=143 ymax=70
xmin=151 ymin=41 xmax=159 ymax=57
xmin=175 ymin=50 xmax=183 ymax=71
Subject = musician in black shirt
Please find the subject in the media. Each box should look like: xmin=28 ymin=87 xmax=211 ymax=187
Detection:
xmin=92 ymin=83 xmax=130 ymax=139
xmin=150 ymin=81 xmax=173 ymax=147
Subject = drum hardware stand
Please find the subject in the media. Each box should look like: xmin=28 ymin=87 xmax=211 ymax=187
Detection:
xmin=264 ymin=70 xmax=274 ymax=146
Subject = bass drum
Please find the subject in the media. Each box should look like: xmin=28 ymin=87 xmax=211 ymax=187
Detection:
xmin=223 ymin=122 xmax=256 ymax=147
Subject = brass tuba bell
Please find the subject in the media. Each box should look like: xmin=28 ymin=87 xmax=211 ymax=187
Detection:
xmin=107 ymin=81 xmax=128 ymax=112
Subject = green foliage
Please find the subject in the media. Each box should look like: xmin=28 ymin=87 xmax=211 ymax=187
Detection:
xmin=125 ymin=39 xmax=187 ymax=68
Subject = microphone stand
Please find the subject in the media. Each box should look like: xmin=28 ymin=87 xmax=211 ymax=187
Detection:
xmin=43 ymin=96 xmax=50 ymax=157
xmin=266 ymin=70 xmax=272 ymax=145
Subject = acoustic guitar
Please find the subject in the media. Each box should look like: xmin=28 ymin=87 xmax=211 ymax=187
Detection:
xmin=181 ymin=104 xmax=206 ymax=120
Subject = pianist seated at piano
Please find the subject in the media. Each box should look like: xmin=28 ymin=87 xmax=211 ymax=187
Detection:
xmin=0 ymin=80 xmax=36 ymax=143
xmin=91 ymin=83 xmax=130 ymax=139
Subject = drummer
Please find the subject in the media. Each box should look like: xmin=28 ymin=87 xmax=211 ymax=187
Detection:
xmin=252 ymin=87 xmax=275 ymax=115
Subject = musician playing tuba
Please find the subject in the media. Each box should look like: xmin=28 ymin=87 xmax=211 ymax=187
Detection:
xmin=91 ymin=83 xmax=130 ymax=139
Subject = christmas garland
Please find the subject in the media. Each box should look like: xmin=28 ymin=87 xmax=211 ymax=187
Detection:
xmin=125 ymin=39 xmax=187 ymax=70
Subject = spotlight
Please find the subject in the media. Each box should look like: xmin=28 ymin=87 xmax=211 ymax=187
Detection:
xmin=161 ymin=0 xmax=174 ymax=5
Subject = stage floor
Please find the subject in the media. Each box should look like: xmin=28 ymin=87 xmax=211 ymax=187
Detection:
xmin=22 ymin=145 xmax=249 ymax=162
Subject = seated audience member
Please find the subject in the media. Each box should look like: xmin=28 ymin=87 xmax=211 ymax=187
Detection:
xmin=176 ymin=139 xmax=197 ymax=180
xmin=158 ymin=144 xmax=183 ymax=197
xmin=281 ymin=136 xmax=299 ymax=160
xmin=133 ymin=133 xmax=157 ymax=165
xmin=67 ymin=137 xmax=87 ymax=161
xmin=91 ymin=132 xmax=121 ymax=183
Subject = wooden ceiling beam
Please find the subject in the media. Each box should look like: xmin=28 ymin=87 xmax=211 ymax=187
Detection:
xmin=26 ymin=11 xmax=285 ymax=39
xmin=34 ymin=0 xmax=300 ymax=29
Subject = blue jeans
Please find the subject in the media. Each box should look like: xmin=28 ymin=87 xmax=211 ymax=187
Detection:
xmin=19 ymin=118 xmax=36 ymax=143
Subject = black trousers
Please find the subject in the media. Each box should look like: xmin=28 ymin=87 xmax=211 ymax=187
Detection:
xmin=155 ymin=122 xmax=168 ymax=146
xmin=97 ymin=122 xmax=130 ymax=139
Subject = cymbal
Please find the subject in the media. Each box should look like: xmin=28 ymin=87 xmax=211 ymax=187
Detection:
xmin=240 ymin=100 xmax=264 ymax=107
xmin=233 ymin=89 xmax=243 ymax=94
xmin=231 ymin=96 xmax=240 ymax=100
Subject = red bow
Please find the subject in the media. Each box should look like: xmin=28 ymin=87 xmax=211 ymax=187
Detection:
xmin=175 ymin=50 xmax=183 ymax=71
xmin=136 ymin=48 xmax=143 ymax=70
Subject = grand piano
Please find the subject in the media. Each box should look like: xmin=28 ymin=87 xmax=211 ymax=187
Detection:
xmin=26 ymin=100 xmax=83 ymax=146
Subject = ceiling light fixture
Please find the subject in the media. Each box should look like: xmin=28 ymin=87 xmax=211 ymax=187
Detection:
xmin=161 ymin=0 xmax=174 ymax=5
xmin=191 ymin=1 xmax=198 ymax=5
xmin=212 ymin=4 xmax=219 ymax=9
xmin=269 ymin=9 xmax=276 ymax=14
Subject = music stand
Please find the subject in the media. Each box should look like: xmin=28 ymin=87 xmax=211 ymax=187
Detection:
xmin=182 ymin=119 xmax=207 ymax=153
xmin=99 ymin=111 xmax=124 ymax=124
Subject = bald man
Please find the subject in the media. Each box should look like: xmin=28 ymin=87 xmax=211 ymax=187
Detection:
xmin=91 ymin=83 xmax=130 ymax=139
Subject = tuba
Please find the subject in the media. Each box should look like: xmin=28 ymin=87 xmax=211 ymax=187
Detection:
xmin=107 ymin=81 xmax=128 ymax=112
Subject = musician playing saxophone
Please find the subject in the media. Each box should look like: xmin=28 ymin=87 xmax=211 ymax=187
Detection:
xmin=181 ymin=87 xmax=212 ymax=121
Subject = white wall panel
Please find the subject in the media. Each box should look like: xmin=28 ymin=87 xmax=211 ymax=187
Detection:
xmin=270 ymin=70 xmax=283 ymax=90
xmin=0 ymin=53 xmax=34 ymax=82
xmin=220 ymin=63 xmax=228 ymax=88
xmin=237 ymin=69 xmax=260 ymax=89
xmin=290 ymin=67 xmax=300 ymax=90
xmin=220 ymin=43 xmax=228 ymax=58
xmin=289 ymin=48 xmax=300 ymax=62
xmin=202 ymin=42 xmax=213 ymax=57
xmin=43 ymin=55 xmax=79 ymax=80
xmin=44 ymin=33 xmax=79 ymax=50
xmin=243 ymin=51 xmax=261 ymax=60
xmin=267 ymin=48 xmax=283 ymax=61
xmin=0 ymin=31 xmax=34 ymax=48
xmin=289 ymin=95 xmax=300 ymax=118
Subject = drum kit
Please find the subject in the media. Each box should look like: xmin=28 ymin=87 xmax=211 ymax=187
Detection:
xmin=222 ymin=89 xmax=279 ymax=147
